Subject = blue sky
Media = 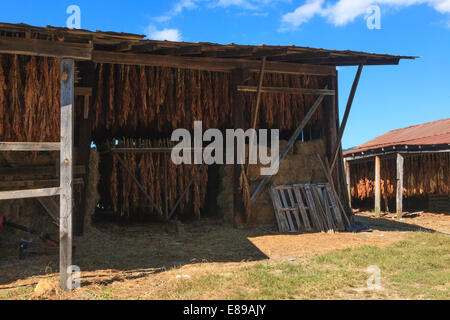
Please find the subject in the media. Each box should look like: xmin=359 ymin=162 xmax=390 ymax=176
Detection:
xmin=1 ymin=0 xmax=449 ymax=148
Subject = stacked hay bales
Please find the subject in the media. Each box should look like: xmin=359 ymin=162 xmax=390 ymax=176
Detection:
xmin=217 ymin=139 xmax=328 ymax=225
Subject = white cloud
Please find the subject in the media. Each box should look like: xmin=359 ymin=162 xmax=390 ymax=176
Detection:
xmin=155 ymin=0 xmax=199 ymax=22
xmin=215 ymin=0 xmax=258 ymax=10
xmin=156 ymin=0 xmax=285 ymax=22
xmin=281 ymin=0 xmax=450 ymax=30
xmin=146 ymin=26 xmax=182 ymax=41
xmin=281 ymin=0 xmax=325 ymax=29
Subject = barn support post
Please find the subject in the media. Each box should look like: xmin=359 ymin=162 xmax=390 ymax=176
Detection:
xmin=374 ymin=155 xmax=381 ymax=217
xmin=60 ymin=58 xmax=74 ymax=290
xmin=231 ymin=68 xmax=246 ymax=227
xmin=344 ymin=158 xmax=351 ymax=209
xmin=396 ymin=153 xmax=404 ymax=219
xmin=74 ymin=62 xmax=94 ymax=236
xmin=330 ymin=64 xmax=363 ymax=171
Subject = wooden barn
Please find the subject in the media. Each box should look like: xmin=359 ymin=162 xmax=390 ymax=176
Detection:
xmin=344 ymin=118 xmax=450 ymax=216
xmin=0 ymin=22 xmax=414 ymax=289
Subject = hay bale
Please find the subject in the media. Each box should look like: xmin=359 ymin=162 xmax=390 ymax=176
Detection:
xmin=253 ymin=203 xmax=276 ymax=225
xmin=33 ymin=279 xmax=57 ymax=299
xmin=279 ymin=140 xmax=294 ymax=155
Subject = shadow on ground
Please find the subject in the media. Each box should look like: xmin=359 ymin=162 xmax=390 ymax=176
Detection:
xmin=355 ymin=213 xmax=449 ymax=234
xmin=0 ymin=219 xmax=273 ymax=288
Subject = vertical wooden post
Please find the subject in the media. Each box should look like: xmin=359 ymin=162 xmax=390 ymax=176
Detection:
xmin=344 ymin=158 xmax=351 ymax=209
xmin=374 ymin=155 xmax=381 ymax=217
xmin=396 ymin=153 xmax=404 ymax=219
xmin=164 ymin=153 xmax=169 ymax=221
xmin=231 ymin=68 xmax=246 ymax=227
xmin=74 ymin=62 xmax=94 ymax=236
xmin=60 ymin=58 xmax=74 ymax=290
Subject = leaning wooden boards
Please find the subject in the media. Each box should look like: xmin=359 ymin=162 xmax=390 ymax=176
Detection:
xmin=270 ymin=183 xmax=348 ymax=233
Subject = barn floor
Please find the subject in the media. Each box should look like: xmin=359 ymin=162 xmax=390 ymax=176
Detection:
xmin=0 ymin=212 xmax=449 ymax=300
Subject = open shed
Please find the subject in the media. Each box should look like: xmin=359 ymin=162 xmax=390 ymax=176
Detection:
xmin=344 ymin=118 xmax=450 ymax=216
xmin=0 ymin=22 xmax=415 ymax=289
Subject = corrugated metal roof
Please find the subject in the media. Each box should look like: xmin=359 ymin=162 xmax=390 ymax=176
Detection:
xmin=344 ymin=118 xmax=450 ymax=155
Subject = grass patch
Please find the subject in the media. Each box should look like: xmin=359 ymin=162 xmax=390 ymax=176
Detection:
xmin=154 ymin=232 xmax=450 ymax=300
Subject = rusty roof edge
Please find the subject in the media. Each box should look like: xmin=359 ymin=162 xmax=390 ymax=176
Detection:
xmin=344 ymin=118 xmax=450 ymax=155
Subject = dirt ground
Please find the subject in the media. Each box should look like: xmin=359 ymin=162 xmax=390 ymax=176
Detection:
xmin=0 ymin=211 xmax=449 ymax=300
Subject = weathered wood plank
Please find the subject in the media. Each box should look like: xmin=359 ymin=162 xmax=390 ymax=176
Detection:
xmin=316 ymin=154 xmax=347 ymax=230
xmin=374 ymin=155 xmax=381 ymax=217
xmin=232 ymin=68 xmax=247 ymax=227
xmin=0 ymin=38 xmax=92 ymax=60
xmin=303 ymin=185 xmax=325 ymax=232
xmin=286 ymin=188 xmax=301 ymax=232
xmin=0 ymin=165 xmax=85 ymax=177
xmin=279 ymin=189 xmax=295 ymax=232
xmin=0 ymin=142 xmax=60 ymax=151
xmin=396 ymin=153 xmax=404 ymax=219
xmin=0 ymin=187 xmax=60 ymax=200
xmin=60 ymin=58 xmax=74 ymax=291
xmin=0 ymin=178 xmax=83 ymax=188
xmin=292 ymin=185 xmax=312 ymax=231
xmin=92 ymin=51 xmax=337 ymax=76
xmin=237 ymin=86 xmax=335 ymax=96
xmin=330 ymin=64 xmax=363 ymax=171
xmin=344 ymin=158 xmax=351 ymax=209
xmin=270 ymin=187 xmax=289 ymax=232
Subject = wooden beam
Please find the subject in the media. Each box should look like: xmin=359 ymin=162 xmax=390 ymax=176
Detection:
xmin=60 ymin=58 xmax=74 ymax=291
xmin=232 ymin=68 xmax=246 ymax=227
xmin=0 ymin=165 xmax=85 ymax=177
xmin=0 ymin=187 xmax=60 ymax=200
xmin=74 ymin=62 xmax=95 ymax=236
xmin=92 ymin=51 xmax=336 ymax=76
xmin=270 ymin=54 xmax=401 ymax=66
xmin=374 ymin=155 xmax=381 ymax=217
xmin=396 ymin=153 xmax=404 ymax=219
xmin=246 ymin=57 xmax=266 ymax=176
xmin=251 ymin=91 xmax=327 ymax=201
xmin=237 ymin=86 xmax=335 ymax=96
xmin=0 ymin=37 xmax=92 ymax=60
xmin=0 ymin=178 xmax=83 ymax=188
xmin=330 ymin=64 xmax=363 ymax=171
xmin=344 ymin=158 xmax=351 ymax=209
xmin=0 ymin=142 xmax=60 ymax=151
xmin=316 ymin=154 xmax=348 ymax=230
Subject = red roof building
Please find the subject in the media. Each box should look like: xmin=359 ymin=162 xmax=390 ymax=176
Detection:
xmin=343 ymin=119 xmax=450 ymax=215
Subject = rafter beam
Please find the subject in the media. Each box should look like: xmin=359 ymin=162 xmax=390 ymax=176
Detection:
xmin=92 ymin=51 xmax=336 ymax=76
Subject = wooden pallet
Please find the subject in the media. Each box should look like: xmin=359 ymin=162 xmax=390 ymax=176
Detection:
xmin=270 ymin=183 xmax=347 ymax=233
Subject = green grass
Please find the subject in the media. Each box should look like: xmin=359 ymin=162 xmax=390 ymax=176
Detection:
xmin=161 ymin=232 xmax=450 ymax=300
xmin=0 ymin=286 xmax=34 ymax=300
